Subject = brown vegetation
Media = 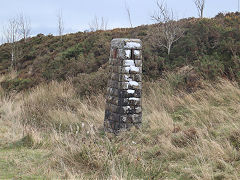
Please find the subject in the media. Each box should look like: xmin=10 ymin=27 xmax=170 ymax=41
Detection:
xmin=0 ymin=72 xmax=240 ymax=179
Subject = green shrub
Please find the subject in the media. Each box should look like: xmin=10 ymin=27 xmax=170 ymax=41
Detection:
xmin=62 ymin=43 xmax=84 ymax=59
xmin=73 ymin=68 xmax=109 ymax=96
xmin=194 ymin=54 xmax=224 ymax=79
xmin=1 ymin=78 xmax=34 ymax=92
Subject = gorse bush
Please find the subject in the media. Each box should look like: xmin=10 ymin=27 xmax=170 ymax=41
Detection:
xmin=195 ymin=54 xmax=224 ymax=79
xmin=1 ymin=78 xmax=34 ymax=92
xmin=62 ymin=43 xmax=84 ymax=59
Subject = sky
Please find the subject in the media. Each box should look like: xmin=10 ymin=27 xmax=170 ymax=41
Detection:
xmin=0 ymin=0 xmax=239 ymax=38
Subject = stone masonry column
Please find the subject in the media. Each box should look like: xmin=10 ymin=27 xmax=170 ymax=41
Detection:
xmin=104 ymin=38 xmax=142 ymax=133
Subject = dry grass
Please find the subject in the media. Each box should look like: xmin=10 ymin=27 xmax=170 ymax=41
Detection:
xmin=0 ymin=75 xmax=240 ymax=179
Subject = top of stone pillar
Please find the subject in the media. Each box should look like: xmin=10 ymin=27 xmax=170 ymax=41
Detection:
xmin=111 ymin=38 xmax=142 ymax=50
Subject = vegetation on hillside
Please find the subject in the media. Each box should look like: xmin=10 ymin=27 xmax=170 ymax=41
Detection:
xmin=0 ymin=12 xmax=239 ymax=94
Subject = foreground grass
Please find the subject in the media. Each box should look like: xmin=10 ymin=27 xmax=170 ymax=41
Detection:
xmin=0 ymin=76 xmax=240 ymax=179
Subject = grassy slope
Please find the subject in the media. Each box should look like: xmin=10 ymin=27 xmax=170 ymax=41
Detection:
xmin=0 ymin=73 xmax=240 ymax=179
xmin=0 ymin=95 xmax=48 ymax=179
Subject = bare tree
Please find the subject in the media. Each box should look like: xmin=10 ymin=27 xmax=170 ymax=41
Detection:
xmin=89 ymin=16 xmax=108 ymax=32
xmin=150 ymin=1 xmax=184 ymax=55
xmin=100 ymin=17 xmax=108 ymax=30
xmin=0 ymin=33 xmax=5 ymax=45
xmin=238 ymin=0 xmax=239 ymax=12
xmin=125 ymin=2 xmax=133 ymax=28
xmin=89 ymin=16 xmax=99 ymax=31
xmin=194 ymin=0 xmax=205 ymax=18
xmin=18 ymin=13 xmax=31 ymax=42
xmin=3 ymin=18 xmax=20 ymax=68
xmin=57 ymin=10 xmax=64 ymax=41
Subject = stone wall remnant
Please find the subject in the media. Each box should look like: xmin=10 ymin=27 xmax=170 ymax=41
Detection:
xmin=104 ymin=38 xmax=142 ymax=133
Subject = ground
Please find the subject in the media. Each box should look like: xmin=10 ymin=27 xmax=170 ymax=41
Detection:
xmin=0 ymin=74 xmax=240 ymax=179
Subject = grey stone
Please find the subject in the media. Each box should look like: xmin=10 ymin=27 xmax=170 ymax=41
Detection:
xmin=135 ymin=60 xmax=142 ymax=67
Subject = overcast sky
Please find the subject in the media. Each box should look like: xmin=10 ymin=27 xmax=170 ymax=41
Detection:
xmin=0 ymin=0 xmax=238 ymax=37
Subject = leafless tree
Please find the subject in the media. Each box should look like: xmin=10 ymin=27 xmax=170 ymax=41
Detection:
xmin=125 ymin=2 xmax=133 ymax=28
xmin=238 ymin=0 xmax=239 ymax=12
xmin=89 ymin=16 xmax=99 ymax=31
xmin=89 ymin=16 xmax=108 ymax=32
xmin=100 ymin=17 xmax=108 ymax=30
xmin=18 ymin=13 xmax=31 ymax=42
xmin=150 ymin=1 xmax=184 ymax=55
xmin=2 ymin=18 xmax=20 ymax=68
xmin=0 ymin=34 xmax=5 ymax=45
xmin=194 ymin=0 xmax=205 ymax=18
xmin=57 ymin=10 xmax=64 ymax=41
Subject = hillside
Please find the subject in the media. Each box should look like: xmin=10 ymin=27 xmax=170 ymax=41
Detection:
xmin=0 ymin=12 xmax=239 ymax=95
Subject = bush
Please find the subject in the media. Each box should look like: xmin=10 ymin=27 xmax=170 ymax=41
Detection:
xmin=194 ymin=54 xmax=224 ymax=79
xmin=62 ymin=43 xmax=84 ymax=59
xmin=1 ymin=78 xmax=34 ymax=92
xmin=73 ymin=68 xmax=109 ymax=97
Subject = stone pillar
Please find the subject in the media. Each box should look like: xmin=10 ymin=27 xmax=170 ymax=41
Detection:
xmin=104 ymin=38 xmax=142 ymax=133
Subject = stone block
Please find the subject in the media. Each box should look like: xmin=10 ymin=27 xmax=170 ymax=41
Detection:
xmin=135 ymin=60 xmax=142 ymax=67
xmin=122 ymin=60 xmax=135 ymax=67
xmin=133 ymin=50 xmax=142 ymax=59
xmin=120 ymin=97 xmax=142 ymax=106
xmin=118 ymin=89 xmax=141 ymax=98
